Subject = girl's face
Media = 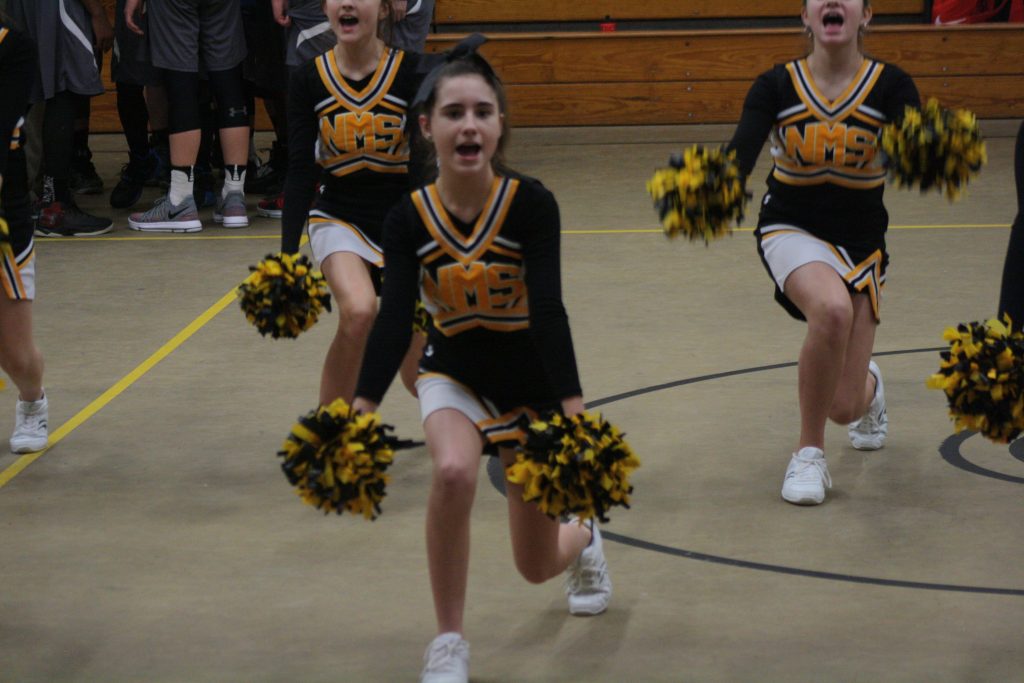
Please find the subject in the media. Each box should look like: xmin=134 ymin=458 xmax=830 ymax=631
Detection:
xmin=802 ymin=0 xmax=872 ymax=48
xmin=323 ymin=0 xmax=385 ymax=44
xmin=421 ymin=74 xmax=504 ymax=179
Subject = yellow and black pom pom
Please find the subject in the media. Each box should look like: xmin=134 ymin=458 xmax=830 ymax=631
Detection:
xmin=880 ymin=98 xmax=987 ymax=201
xmin=927 ymin=316 xmax=1024 ymax=443
xmin=413 ymin=299 xmax=433 ymax=336
xmin=237 ymin=253 xmax=331 ymax=339
xmin=646 ymin=146 xmax=747 ymax=244
xmin=278 ymin=398 xmax=417 ymax=519
xmin=506 ymin=411 xmax=641 ymax=523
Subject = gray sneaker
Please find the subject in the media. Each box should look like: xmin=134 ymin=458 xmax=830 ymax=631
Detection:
xmin=213 ymin=191 xmax=250 ymax=228
xmin=128 ymin=195 xmax=202 ymax=233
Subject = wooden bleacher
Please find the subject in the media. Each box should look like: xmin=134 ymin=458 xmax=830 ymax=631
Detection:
xmin=432 ymin=0 xmax=927 ymax=23
xmin=90 ymin=1 xmax=1023 ymax=131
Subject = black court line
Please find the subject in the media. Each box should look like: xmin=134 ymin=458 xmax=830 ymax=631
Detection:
xmin=940 ymin=432 xmax=1024 ymax=484
xmin=487 ymin=345 xmax=1024 ymax=596
xmin=1010 ymin=437 xmax=1024 ymax=464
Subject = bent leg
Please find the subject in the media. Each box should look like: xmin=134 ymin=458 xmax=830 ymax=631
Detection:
xmin=318 ymin=252 xmax=377 ymax=405
xmin=423 ymin=408 xmax=483 ymax=635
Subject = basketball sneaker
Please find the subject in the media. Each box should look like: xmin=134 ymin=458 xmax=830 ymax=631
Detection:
xmin=213 ymin=191 xmax=249 ymax=228
xmin=128 ymin=195 xmax=202 ymax=233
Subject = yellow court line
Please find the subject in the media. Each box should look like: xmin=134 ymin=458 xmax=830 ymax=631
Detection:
xmin=0 ymin=289 xmax=239 ymax=489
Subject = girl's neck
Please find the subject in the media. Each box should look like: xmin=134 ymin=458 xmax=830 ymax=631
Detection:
xmin=806 ymin=44 xmax=864 ymax=79
xmin=333 ymin=38 xmax=384 ymax=80
xmin=436 ymin=168 xmax=496 ymax=222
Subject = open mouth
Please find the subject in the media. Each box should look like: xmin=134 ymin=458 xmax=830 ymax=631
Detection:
xmin=456 ymin=143 xmax=481 ymax=158
xmin=339 ymin=15 xmax=359 ymax=27
xmin=823 ymin=11 xmax=845 ymax=27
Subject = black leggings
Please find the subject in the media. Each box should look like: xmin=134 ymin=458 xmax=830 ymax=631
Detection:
xmin=998 ymin=121 xmax=1024 ymax=329
xmin=163 ymin=65 xmax=248 ymax=134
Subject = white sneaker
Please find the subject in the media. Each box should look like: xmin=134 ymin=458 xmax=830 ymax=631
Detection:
xmin=848 ymin=360 xmax=888 ymax=451
xmin=11 ymin=394 xmax=48 ymax=453
xmin=421 ymin=632 xmax=469 ymax=683
xmin=565 ymin=518 xmax=612 ymax=615
xmin=781 ymin=446 xmax=831 ymax=505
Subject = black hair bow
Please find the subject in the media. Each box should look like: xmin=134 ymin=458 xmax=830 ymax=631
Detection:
xmin=412 ymin=33 xmax=492 ymax=108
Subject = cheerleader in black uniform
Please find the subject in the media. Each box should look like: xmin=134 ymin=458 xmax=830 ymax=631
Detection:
xmin=998 ymin=121 xmax=1024 ymax=330
xmin=727 ymin=0 xmax=920 ymax=505
xmin=282 ymin=0 xmax=425 ymax=405
xmin=351 ymin=53 xmax=611 ymax=683
xmin=0 ymin=22 xmax=48 ymax=454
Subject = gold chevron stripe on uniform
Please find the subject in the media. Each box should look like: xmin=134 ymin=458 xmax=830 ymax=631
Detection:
xmin=315 ymin=47 xmax=404 ymax=114
xmin=412 ymin=177 xmax=520 ymax=265
xmin=788 ymin=59 xmax=884 ymax=124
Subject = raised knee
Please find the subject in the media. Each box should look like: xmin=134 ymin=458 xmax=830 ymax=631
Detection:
xmin=338 ymin=297 xmax=376 ymax=336
xmin=809 ymin=300 xmax=854 ymax=338
xmin=515 ymin=560 xmax=551 ymax=585
xmin=432 ymin=458 xmax=477 ymax=498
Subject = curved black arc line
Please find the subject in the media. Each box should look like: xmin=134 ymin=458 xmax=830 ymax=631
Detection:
xmin=487 ymin=345 xmax=1024 ymax=596
xmin=586 ymin=347 xmax=944 ymax=409
xmin=1010 ymin=437 xmax=1024 ymax=464
xmin=940 ymin=432 xmax=1024 ymax=484
xmin=485 ymin=457 xmax=1024 ymax=596
xmin=599 ymin=531 xmax=1024 ymax=596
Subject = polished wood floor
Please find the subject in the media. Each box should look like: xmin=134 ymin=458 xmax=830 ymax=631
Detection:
xmin=1 ymin=122 xmax=1022 ymax=682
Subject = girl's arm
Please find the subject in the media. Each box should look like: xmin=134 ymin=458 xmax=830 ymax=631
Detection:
xmin=281 ymin=67 xmax=322 ymax=254
xmin=354 ymin=201 xmax=421 ymax=405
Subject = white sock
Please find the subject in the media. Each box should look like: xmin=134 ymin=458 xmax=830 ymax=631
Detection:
xmin=169 ymin=167 xmax=194 ymax=206
xmin=223 ymin=165 xmax=246 ymax=197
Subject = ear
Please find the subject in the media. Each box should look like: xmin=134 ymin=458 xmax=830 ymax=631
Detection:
xmin=801 ymin=4 xmax=811 ymax=30
xmin=419 ymin=113 xmax=432 ymax=140
xmin=862 ymin=4 xmax=873 ymax=25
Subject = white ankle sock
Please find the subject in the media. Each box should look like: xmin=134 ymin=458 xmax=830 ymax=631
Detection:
xmin=169 ymin=168 xmax=194 ymax=205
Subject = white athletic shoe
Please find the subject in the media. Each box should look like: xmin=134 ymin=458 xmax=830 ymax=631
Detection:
xmin=11 ymin=393 xmax=48 ymax=453
xmin=781 ymin=446 xmax=831 ymax=505
xmin=565 ymin=518 xmax=612 ymax=615
xmin=421 ymin=632 xmax=469 ymax=683
xmin=848 ymin=360 xmax=888 ymax=451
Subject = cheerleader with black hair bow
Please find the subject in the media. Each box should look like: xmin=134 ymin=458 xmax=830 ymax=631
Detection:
xmin=351 ymin=45 xmax=612 ymax=683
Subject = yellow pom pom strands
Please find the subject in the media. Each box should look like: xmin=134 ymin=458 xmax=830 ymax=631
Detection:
xmin=646 ymin=146 xmax=748 ymax=244
xmin=237 ymin=253 xmax=331 ymax=339
xmin=926 ymin=316 xmax=1024 ymax=443
xmin=880 ymin=98 xmax=986 ymax=201
xmin=413 ymin=299 xmax=433 ymax=336
xmin=506 ymin=411 xmax=641 ymax=524
xmin=278 ymin=399 xmax=417 ymax=519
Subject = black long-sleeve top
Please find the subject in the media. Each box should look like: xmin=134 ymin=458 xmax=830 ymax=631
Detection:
xmin=727 ymin=58 xmax=919 ymax=251
xmin=281 ymin=46 xmax=423 ymax=254
xmin=356 ymin=175 xmax=582 ymax=407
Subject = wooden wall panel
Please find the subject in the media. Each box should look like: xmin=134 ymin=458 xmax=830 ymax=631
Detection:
xmin=434 ymin=0 xmax=927 ymax=23
xmin=87 ymin=24 xmax=1024 ymax=131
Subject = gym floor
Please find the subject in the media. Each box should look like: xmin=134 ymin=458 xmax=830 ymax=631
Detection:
xmin=2 ymin=121 xmax=1022 ymax=682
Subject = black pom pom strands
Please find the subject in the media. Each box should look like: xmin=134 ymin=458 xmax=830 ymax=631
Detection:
xmin=237 ymin=253 xmax=332 ymax=339
xmin=506 ymin=411 xmax=641 ymax=524
xmin=278 ymin=399 xmax=416 ymax=519
xmin=927 ymin=316 xmax=1024 ymax=443
xmin=646 ymin=146 xmax=747 ymax=244
xmin=880 ymin=98 xmax=986 ymax=201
